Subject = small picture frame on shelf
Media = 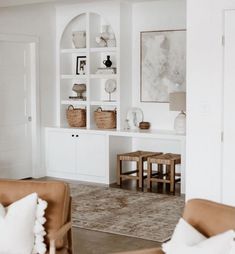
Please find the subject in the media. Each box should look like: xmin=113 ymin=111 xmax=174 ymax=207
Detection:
xmin=76 ymin=56 xmax=87 ymax=75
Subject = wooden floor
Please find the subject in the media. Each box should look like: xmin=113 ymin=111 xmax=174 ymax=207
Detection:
xmin=40 ymin=177 xmax=181 ymax=254
xmin=73 ymin=228 xmax=160 ymax=254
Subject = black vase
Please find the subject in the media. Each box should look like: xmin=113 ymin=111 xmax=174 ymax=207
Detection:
xmin=103 ymin=55 xmax=112 ymax=68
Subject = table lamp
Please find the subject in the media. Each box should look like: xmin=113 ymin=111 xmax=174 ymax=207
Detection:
xmin=169 ymin=92 xmax=186 ymax=134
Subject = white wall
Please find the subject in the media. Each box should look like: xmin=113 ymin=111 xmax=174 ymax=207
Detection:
xmin=0 ymin=3 xmax=56 ymax=176
xmin=132 ymin=0 xmax=186 ymax=130
xmin=186 ymin=0 xmax=235 ymax=203
xmin=131 ymin=0 xmax=186 ymax=193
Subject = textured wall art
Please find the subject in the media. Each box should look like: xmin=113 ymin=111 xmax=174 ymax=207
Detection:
xmin=140 ymin=30 xmax=186 ymax=103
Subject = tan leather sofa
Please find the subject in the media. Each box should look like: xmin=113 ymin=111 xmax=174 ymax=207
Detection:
xmin=0 ymin=180 xmax=72 ymax=254
xmin=116 ymin=199 xmax=235 ymax=254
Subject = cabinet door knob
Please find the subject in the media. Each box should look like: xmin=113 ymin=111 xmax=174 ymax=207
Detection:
xmin=72 ymin=134 xmax=74 ymax=137
xmin=76 ymin=135 xmax=79 ymax=138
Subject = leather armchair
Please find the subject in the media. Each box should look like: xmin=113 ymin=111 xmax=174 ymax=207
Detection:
xmin=0 ymin=180 xmax=73 ymax=254
xmin=115 ymin=198 xmax=235 ymax=254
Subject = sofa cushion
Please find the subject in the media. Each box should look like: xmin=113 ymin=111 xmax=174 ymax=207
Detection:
xmin=0 ymin=180 xmax=70 ymax=249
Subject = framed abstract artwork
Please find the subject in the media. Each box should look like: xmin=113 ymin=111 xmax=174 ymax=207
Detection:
xmin=140 ymin=29 xmax=186 ymax=103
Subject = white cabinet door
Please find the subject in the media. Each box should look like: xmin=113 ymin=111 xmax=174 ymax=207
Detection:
xmin=76 ymin=133 xmax=106 ymax=178
xmin=47 ymin=131 xmax=77 ymax=174
xmin=222 ymin=10 xmax=235 ymax=206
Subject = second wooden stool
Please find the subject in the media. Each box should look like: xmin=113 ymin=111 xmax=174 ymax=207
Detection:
xmin=147 ymin=153 xmax=181 ymax=194
xmin=117 ymin=151 xmax=162 ymax=189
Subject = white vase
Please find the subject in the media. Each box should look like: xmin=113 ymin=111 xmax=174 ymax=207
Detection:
xmin=72 ymin=31 xmax=86 ymax=48
xmin=174 ymin=111 xmax=186 ymax=134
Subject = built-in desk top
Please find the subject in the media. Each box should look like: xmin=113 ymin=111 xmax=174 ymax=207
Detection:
xmin=46 ymin=127 xmax=186 ymax=141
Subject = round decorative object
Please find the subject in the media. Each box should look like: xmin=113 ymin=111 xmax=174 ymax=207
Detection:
xmin=105 ymin=79 xmax=116 ymax=93
xmin=72 ymin=83 xmax=86 ymax=100
xmin=127 ymin=108 xmax=144 ymax=130
xmin=72 ymin=31 xmax=86 ymax=48
xmin=105 ymin=79 xmax=116 ymax=101
xmin=139 ymin=121 xmax=151 ymax=130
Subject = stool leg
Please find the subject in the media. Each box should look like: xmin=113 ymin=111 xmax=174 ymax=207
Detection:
xmin=136 ymin=161 xmax=139 ymax=188
xmin=158 ymin=164 xmax=163 ymax=179
xmin=166 ymin=165 xmax=170 ymax=180
xmin=117 ymin=156 xmax=122 ymax=186
xmin=139 ymin=159 xmax=143 ymax=189
xmin=147 ymin=160 xmax=152 ymax=191
xmin=170 ymin=161 xmax=175 ymax=194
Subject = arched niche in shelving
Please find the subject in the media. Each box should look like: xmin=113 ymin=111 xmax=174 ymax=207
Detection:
xmin=60 ymin=13 xmax=87 ymax=49
xmin=60 ymin=12 xmax=116 ymax=49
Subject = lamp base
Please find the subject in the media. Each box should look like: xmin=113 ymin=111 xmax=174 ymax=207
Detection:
xmin=174 ymin=111 xmax=186 ymax=134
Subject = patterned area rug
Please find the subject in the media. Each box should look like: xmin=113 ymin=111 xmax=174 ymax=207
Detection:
xmin=70 ymin=183 xmax=184 ymax=242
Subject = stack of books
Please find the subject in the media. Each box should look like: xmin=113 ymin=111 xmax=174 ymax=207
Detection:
xmin=96 ymin=67 xmax=116 ymax=74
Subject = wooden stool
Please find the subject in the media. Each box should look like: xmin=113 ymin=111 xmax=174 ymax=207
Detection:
xmin=147 ymin=153 xmax=181 ymax=194
xmin=117 ymin=151 xmax=162 ymax=189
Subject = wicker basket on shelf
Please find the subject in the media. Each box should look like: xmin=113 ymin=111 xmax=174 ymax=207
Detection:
xmin=94 ymin=107 xmax=116 ymax=129
xmin=66 ymin=105 xmax=86 ymax=127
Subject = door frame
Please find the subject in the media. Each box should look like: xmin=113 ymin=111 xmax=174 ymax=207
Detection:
xmin=0 ymin=34 xmax=40 ymax=178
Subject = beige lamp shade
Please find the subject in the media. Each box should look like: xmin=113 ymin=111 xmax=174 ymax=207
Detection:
xmin=169 ymin=92 xmax=186 ymax=112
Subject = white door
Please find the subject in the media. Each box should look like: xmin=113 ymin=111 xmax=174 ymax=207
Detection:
xmin=222 ymin=10 xmax=235 ymax=205
xmin=0 ymin=41 xmax=33 ymax=179
xmin=77 ymin=133 xmax=106 ymax=177
xmin=46 ymin=131 xmax=77 ymax=174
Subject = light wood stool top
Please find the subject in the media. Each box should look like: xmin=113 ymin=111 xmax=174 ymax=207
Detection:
xmin=148 ymin=153 xmax=181 ymax=165
xmin=118 ymin=151 xmax=161 ymax=161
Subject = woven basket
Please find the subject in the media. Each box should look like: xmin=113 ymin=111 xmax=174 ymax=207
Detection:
xmin=94 ymin=107 xmax=116 ymax=129
xmin=66 ymin=105 xmax=86 ymax=127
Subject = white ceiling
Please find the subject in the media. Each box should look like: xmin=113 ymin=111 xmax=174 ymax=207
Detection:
xmin=0 ymin=0 xmax=158 ymax=8
xmin=0 ymin=0 xmax=105 ymax=7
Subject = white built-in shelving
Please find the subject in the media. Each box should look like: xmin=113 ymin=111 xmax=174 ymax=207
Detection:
xmin=61 ymin=48 xmax=88 ymax=54
xmin=55 ymin=1 xmax=133 ymax=132
xmin=60 ymin=74 xmax=88 ymax=80
xmin=90 ymin=101 xmax=118 ymax=106
xmin=57 ymin=9 xmax=126 ymax=130
xmin=90 ymin=47 xmax=117 ymax=53
xmin=61 ymin=100 xmax=88 ymax=106
xmin=89 ymin=74 xmax=117 ymax=79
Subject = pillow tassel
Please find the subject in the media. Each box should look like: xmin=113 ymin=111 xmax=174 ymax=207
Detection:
xmin=33 ymin=198 xmax=48 ymax=254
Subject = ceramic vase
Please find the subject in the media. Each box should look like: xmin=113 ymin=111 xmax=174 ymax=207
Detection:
xmin=103 ymin=55 xmax=112 ymax=68
xmin=72 ymin=31 xmax=86 ymax=48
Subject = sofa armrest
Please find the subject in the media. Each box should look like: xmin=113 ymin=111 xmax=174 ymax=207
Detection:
xmin=48 ymin=222 xmax=72 ymax=254
xmin=114 ymin=247 xmax=164 ymax=254
xmin=48 ymin=222 xmax=72 ymax=241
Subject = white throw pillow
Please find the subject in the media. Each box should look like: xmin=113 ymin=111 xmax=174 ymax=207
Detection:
xmin=229 ymin=237 xmax=235 ymax=254
xmin=162 ymin=218 xmax=206 ymax=252
xmin=0 ymin=193 xmax=48 ymax=254
xmin=162 ymin=218 xmax=235 ymax=254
